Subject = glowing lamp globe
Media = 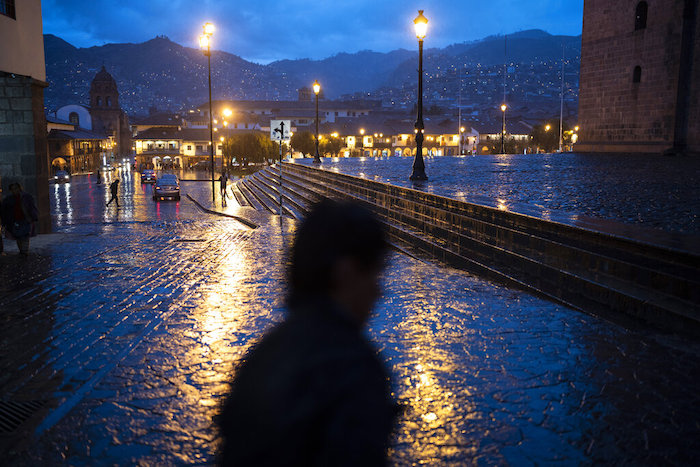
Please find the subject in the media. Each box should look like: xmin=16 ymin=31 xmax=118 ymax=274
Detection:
xmin=414 ymin=10 xmax=428 ymax=39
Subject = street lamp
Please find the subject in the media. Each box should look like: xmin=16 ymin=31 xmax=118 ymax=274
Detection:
xmin=500 ymin=104 xmax=507 ymax=154
xmin=200 ymin=22 xmax=215 ymax=204
xmin=313 ymin=80 xmax=322 ymax=163
xmin=222 ymin=120 xmax=229 ymax=172
xmin=410 ymin=10 xmax=428 ymax=181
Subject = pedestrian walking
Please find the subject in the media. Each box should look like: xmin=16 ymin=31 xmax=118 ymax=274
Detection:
xmin=106 ymin=178 xmax=120 ymax=207
xmin=218 ymin=200 xmax=396 ymax=466
xmin=1 ymin=183 xmax=39 ymax=256
xmin=219 ymin=172 xmax=228 ymax=206
xmin=96 ymin=169 xmax=102 ymax=184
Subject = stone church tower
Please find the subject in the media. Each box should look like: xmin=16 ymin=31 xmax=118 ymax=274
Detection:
xmin=89 ymin=66 xmax=131 ymax=157
xmin=576 ymin=0 xmax=699 ymax=154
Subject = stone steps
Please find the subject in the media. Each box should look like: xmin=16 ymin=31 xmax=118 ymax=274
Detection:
xmin=229 ymin=182 xmax=250 ymax=207
xmin=249 ymin=171 xmax=306 ymax=219
xmin=235 ymin=179 xmax=267 ymax=212
xmin=239 ymin=163 xmax=700 ymax=335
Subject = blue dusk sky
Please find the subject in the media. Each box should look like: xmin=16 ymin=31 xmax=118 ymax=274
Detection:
xmin=42 ymin=0 xmax=584 ymax=63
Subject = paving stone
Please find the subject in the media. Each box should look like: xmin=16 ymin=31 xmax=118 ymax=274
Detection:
xmin=0 ymin=172 xmax=699 ymax=464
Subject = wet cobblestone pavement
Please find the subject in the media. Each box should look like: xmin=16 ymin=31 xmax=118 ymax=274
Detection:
xmin=301 ymin=153 xmax=700 ymax=234
xmin=1 ymin=170 xmax=699 ymax=464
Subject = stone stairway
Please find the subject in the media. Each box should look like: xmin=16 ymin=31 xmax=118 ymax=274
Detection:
xmin=235 ymin=163 xmax=700 ymax=336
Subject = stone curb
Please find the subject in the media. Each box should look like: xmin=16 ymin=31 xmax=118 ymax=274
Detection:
xmin=185 ymin=194 xmax=258 ymax=229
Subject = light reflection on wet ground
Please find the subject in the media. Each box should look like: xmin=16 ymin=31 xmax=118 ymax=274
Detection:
xmin=2 ymin=171 xmax=699 ymax=464
xmin=300 ymin=154 xmax=700 ymax=234
xmin=374 ymin=256 xmax=700 ymax=464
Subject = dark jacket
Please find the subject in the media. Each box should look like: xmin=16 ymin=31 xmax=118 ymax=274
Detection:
xmin=1 ymin=192 xmax=38 ymax=238
xmin=219 ymin=298 xmax=395 ymax=466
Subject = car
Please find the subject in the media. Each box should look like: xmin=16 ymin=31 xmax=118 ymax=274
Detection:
xmin=54 ymin=170 xmax=70 ymax=183
xmin=153 ymin=174 xmax=180 ymax=200
xmin=141 ymin=169 xmax=156 ymax=183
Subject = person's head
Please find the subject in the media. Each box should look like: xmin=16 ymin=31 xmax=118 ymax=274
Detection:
xmin=287 ymin=200 xmax=388 ymax=324
xmin=9 ymin=183 xmax=22 ymax=195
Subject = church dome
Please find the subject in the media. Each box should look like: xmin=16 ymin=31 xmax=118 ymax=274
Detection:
xmin=92 ymin=66 xmax=116 ymax=84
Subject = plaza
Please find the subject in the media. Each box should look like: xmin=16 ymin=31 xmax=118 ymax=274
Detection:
xmin=1 ymin=169 xmax=698 ymax=464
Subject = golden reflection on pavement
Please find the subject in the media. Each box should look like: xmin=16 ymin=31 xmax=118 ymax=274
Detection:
xmin=388 ymin=265 xmax=476 ymax=462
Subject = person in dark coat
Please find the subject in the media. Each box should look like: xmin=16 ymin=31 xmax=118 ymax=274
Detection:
xmin=0 ymin=195 xmax=4 ymax=254
xmin=218 ymin=200 xmax=396 ymax=466
xmin=219 ymin=173 xmax=228 ymax=206
xmin=106 ymin=178 xmax=120 ymax=207
xmin=1 ymin=183 xmax=39 ymax=256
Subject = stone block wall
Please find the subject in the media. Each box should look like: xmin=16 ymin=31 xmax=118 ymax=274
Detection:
xmin=0 ymin=72 xmax=51 ymax=233
xmin=577 ymin=0 xmax=685 ymax=153
xmin=688 ymin=9 xmax=700 ymax=154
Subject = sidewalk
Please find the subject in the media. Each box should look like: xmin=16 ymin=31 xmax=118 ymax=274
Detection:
xmin=1 ymin=185 xmax=699 ymax=464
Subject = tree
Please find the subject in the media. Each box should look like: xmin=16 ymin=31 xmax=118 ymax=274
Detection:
xmin=290 ymin=131 xmax=315 ymax=157
xmin=530 ymin=121 xmax=570 ymax=153
xmin=224 ymin=132 xmax=276 ymax=167
xmin=320 ymin=136 xmax=343 ymax=157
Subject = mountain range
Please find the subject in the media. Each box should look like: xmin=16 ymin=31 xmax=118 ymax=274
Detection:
xmin=43 ymin=29 xmax=581 ymax=116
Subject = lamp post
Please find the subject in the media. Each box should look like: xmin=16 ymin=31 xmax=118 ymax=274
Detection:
xmin=359 ymin=128 xmax=365 ymax=156
xmin=410 ymin=10 xmax=428 ymax=181
xmin=200 ymin=22 xmax=215 ymax=205
xmin=313 ymin=80 xmax=322 ymax=163
xmin=500 ymin=104 xmax=507 ymax=154
xmin=222 ymin=108 xmax=233 ymax=171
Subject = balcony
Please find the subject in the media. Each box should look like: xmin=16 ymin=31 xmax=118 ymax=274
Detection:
xmin=139 ymin=148 xmax=181 ymax=155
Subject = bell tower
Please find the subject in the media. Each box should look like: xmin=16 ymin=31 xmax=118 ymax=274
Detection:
xmin=88 ymin=66 xmax=130 ymax=156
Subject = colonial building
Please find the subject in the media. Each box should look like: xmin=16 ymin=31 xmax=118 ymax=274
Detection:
xmin=133 ymin=127 xmax=261 ymax=169
xmin=47 ymin=114 xmax=111 ymax=174
xmin=202 ymin=98 xmax=380 ymax=127
xmin=48 ymin=67 xmax=132 ymax=171
xmin=318 ymin=118 xmax=480 ymax=157
xmin=89 ymin=66 xmax=131 ymax=157
xmin=576 ymin=0 xmax=700 ymax=154
xmin=0 ymin=0 xmax=51 ymax=232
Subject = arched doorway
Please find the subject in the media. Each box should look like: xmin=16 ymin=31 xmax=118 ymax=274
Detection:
xmin=52 ymin=157 xmax=67 ymax=171
xmin=162 ymin=156 xmax=173 ymax=170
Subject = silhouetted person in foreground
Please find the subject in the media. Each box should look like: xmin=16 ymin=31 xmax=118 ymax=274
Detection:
xmin=219 ymin=200 xmax=396 ymax=466
xmin=106 ymin=178 xmax=120 ymax=207
xmin=1 ymin=183 xmax=39 ymax=256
